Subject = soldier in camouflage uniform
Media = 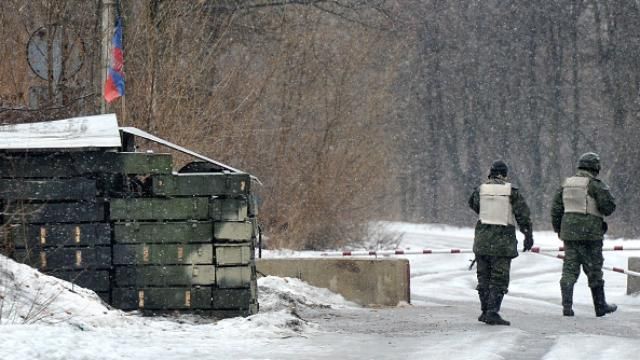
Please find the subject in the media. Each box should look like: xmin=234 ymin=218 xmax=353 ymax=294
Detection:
xmin=551 ymin=152 xmax=617 ymax=317
xmin=469 ymin=160 xmax=533 ymax=326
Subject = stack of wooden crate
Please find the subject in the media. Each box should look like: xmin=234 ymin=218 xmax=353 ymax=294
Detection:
xmin=0 ymin=150 xmax=258 ymax=317
xmin=0 ymin=151 xmax=170 ymax=302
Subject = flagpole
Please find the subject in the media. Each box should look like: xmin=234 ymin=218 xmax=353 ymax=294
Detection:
xmin=100 ymin=0 xmax=116 ymax=114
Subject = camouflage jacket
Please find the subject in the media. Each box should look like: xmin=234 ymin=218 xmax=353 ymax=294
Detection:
xmin=468 ymin=177 xmax=532 ymax=258
xmin=550 ymin=170 xmax=616 ymax=241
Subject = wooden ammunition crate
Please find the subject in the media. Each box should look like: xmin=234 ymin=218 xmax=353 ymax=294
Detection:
xmin=114 ymin=265 xmax=215 ymax=287
xmin=112 ymin=221 xmax=213 ymax=244
xmin=215 ymin=243 xmax=253 ymax=266
xmin=112 ymin=287 xmax=213 ymax=310
xmin=211 ymin=287 xmax=257 ymax=310
xmin=3 ymin=200 xmax=106 ymax=224
xmin=213 ymin=221 xmax=254 ymax=242
xmin=109 ymin=198 xmax=209 ymax=221
xmin=149 ymin=173 xmax=250 ymax=197
xmin=0 ymin=152 xmax=172 ymax=178
xmin=13 ymin=246 xmax=111 ymax=270
xmin=10 ymin=223 xmax=111 ymax=248
xmin=216 ymin=264 xmax=255 ymax=289
xmin=209 ymin=197 xmax=248 ymax=221
xmin=46 ymin=269 xmax=111 ymax=292
xmin=113 ymin=244 xmax=213 ymax=265
xmin=0 ymin=178 xmax=97 ymax=200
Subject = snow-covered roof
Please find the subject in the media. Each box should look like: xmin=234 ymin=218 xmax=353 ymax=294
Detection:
xmin=0 ymin=114 xmax=121 ymax=150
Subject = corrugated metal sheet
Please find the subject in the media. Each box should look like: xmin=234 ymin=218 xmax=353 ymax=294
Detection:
xmin=0 ymin=114 xmax=121 ymax=149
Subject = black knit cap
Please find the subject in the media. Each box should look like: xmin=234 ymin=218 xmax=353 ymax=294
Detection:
xmin=489 ymin=160 xmax=508 ymax=178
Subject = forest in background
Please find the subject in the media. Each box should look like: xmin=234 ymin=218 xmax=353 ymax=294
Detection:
xmin=1 ymin=0 xmax=639 ymax=248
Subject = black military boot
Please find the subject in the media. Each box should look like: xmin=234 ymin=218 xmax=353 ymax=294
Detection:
xmin=561 ymin=284 xmax=574 ymax=316
xmin=484 ymin=290 xmax=510 ymax=326
xmin=591 ymin=285 xmax=617 ymax=317
xmin=478 ymin=289 xmax=489 ymax=322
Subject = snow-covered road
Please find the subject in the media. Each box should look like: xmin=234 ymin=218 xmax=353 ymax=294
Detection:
xmin=1 ymin=222 xmax=640 ymax=359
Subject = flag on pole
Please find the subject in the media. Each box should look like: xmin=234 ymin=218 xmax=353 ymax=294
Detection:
xmin=104 ymin=16 xmax=124 ymax=103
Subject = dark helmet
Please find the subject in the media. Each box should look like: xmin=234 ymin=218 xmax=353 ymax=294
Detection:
xmin=577 ymin=152 xmax=601 ymax=173
xmin=489 ymin=160 xmax=508 ymax=178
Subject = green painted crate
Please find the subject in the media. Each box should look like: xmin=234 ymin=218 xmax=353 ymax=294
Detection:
xmin=113 ymin=221 xmax=213 ymax=244
xmin=149 ymin=173 xmax=250 ymax=197
xmin=0 ymin=178 xmax=96 ymax=200
xmin=216 ymin=264 xmax=254 ymax=288
xmin=10 ymin=223 xmax=111 ymax=248
xmin=114 ymin=265 xmax=215 ymax=287
xmin=0 ymin=152 xmax=172 ymax=178
xmin=211 ymin=288 xmax=256 ymax=310
xmin=3 ymin=201 xmax=105 ymax=223
xmin=213 ymin=221 xmax=253 ymax=242
xmin=209 ymin=197 xmax=248 ymax=221
xmin=109 ymin=198 xmax=209 ymax=221
xmin=113 ymin=243 xmax=213 ymax=265
xmin=112 ymin=287 xmax=213 ymax=310
xmin=46 ymin=269 xmax=111 ymax=292
xmin=215 ymin=244 xmax=253 ymax=266
xmin=13 ymin=246 xmax=111 ymax=270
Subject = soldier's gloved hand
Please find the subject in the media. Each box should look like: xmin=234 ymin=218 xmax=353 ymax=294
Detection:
xmin=523 ymin=233 xmax=534 ymax=252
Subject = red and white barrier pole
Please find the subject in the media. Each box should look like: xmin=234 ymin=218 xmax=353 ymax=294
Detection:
xmin=534 ymin=251 xmax=640 ymax=278
xmin=321 ymin=245 xmax=640 ymax=257
xmin=531 ymin=245 xmax=640 ymax=253
xmin=320 ymin=248 xmax=472 ymax=257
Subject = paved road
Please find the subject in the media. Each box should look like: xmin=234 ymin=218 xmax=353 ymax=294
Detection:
xmin=295 ymin=298 xmax=640 ymax=360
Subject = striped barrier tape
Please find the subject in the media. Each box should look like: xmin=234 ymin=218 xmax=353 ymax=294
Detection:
xmin=534 ymin=251 xmax=640 ymax=278
xmin=321 ymin=245 xmax=640 ymax=257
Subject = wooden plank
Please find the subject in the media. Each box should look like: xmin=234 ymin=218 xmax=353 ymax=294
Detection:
xmin=109 ymin=198 xmax=209 ymax=221
xmin=113 ymin=244 xmax=213 ymax=265
xmin=2 ymin=201 xmax=105 ymax=223
xmin=209 ymin=197 xmax=248 ymax=221
xmin=112 ymin=287 xmax=212 ymax=310
xmin=149 ymin=173 xmax=250 ymax=197
xmin=114 ymin=265 xmax=215 ymax=287
xmin=0 ymin=178 xmax=96 ymax=200
xmin=113 ymin=221 xmax=213 ymax=244
xmin=11 ymin=223 xmax=111 ymax=248
xmin=13 ymin=247 xmax=111 ymax=270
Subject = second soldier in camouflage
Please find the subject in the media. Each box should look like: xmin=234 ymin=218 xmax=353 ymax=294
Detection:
xmin=551 ymin=152 xmax=617 ymax=317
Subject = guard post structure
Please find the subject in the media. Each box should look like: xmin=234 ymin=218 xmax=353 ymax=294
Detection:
xmin=0 ymin=114 xmax=259 ymax=317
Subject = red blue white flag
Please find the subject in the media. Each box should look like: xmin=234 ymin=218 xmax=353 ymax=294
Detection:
xmin=104 ymin=16 xmax=124 ymax=103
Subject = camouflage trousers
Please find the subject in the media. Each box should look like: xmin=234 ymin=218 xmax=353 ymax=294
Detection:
xmin=560 ymin=240 xmax=604 ymax=288
xmin=476 ymin=255 xmax=511 ymax=294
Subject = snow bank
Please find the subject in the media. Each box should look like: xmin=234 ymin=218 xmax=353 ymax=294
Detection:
xmin=0 ymin=255 xmax=122 ymax=327
xmin=0 ymin=253 xmax=356 ymax=327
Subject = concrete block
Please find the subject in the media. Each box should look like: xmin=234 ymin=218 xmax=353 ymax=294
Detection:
xmin=628 ymin=257 xmax=640 ymax=295
xmin=256 ymin=258 xmax=410 ymax=306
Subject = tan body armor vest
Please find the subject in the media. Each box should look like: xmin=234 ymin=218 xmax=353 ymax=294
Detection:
xmin=479 ymin=183 xmax=514 ymax=226
xmin=562 ymin=176 xmax=603 ymax=217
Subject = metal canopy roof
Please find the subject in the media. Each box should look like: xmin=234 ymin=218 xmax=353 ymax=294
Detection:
xmin=0 ymin=114 xmax=261 ymax=184
xmin=0 ymin=114 xmax=121 ymax=150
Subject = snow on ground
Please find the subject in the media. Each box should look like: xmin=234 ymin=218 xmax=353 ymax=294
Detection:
xmin=2 ymin=222 xmax=640 ymax=359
